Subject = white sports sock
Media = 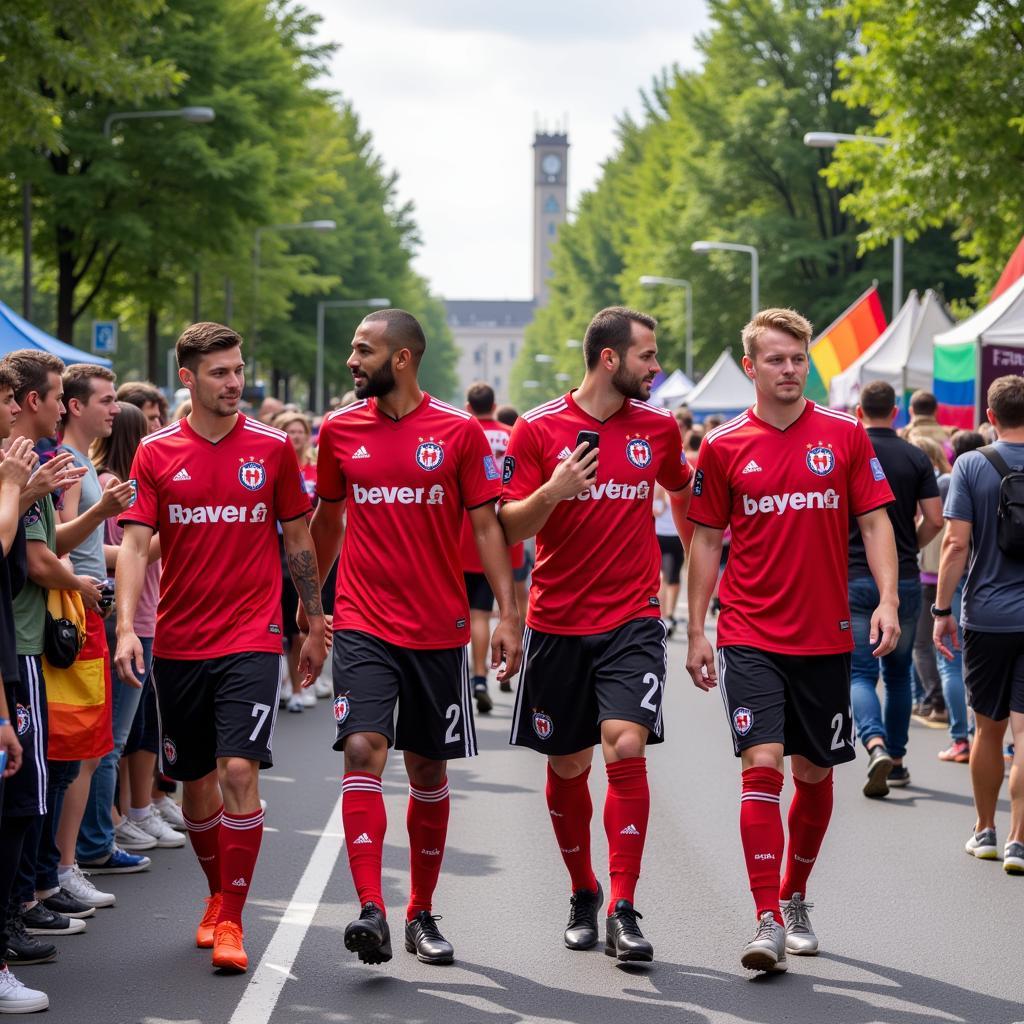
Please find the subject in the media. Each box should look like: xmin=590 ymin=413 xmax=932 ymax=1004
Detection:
xmin=128 ymin=804 xmax=152 ymax=822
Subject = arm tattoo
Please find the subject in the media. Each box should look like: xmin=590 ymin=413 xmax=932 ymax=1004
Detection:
xmin=287 ymin=549 xmax=323 ymax=618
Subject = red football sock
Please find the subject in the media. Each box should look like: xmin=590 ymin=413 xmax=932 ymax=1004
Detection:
xmin=740 ymin=767 xmax=785 ymax=924
xmin=546 ymin=764 xmax=598 ymax=894
xmin=218 ymin=807 xmax=264 ymax=924
xmin=342 ymin=772 xmax=386 ymax=913
xmin=780 ymin=770 xmax=833 ymax=900
xmin=406 ymin=778 xmax=450 ymax=920
xmin=603 ymin=757 xmax=649 ymax=909
xmin=183 ymin=805 xmax=223 ymax=897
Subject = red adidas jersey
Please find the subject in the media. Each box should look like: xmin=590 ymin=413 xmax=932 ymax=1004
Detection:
xmin=316 ymin=393 xmax=501 ymax=649
xmin=688 ymin=401 xmax=894 ymax=655
xmin=502 ymin=391 xmax=689 ymax=635
xmin=459 ymin=418 xmax=525 ymax=573
xmin=120 ymin=414 xmax=311 ymax=660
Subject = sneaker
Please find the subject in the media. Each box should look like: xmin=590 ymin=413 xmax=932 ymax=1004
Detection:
xmin=287 ymin=694 xmax=304 ymax=713
xmin=1005 ymin=743 xmax=1015 ymax=766
xmin=925 ymin=707 xmax=949 ymax=726
xmin=965 ymin=828 xmax=999 ymax=860
xmin=132 ymin=809 xmax=186 ymax=848
xmin=153 ymin=796 xmax=187 ymax=831
xmin=21 ymin=902 xmax=86 ymax=936
xmin=780 ymin=893 xmax=818 ymax=955
xmin=196 ymin=894 xmax=222 ymax=949
xmin=740 ymin=910 xmax=788 ymax=973
xmin=313 ymin=673 xmax=333 ymax=699
xmin=604 ymin=899 xmax=653 ymax=962
xmin=301 ymin=687 xmax=317 ymax=708
xmin=5 ymin=914 xmax=57 ymax=966
xmin=564 ymin=882 xmax=603 ymax=951
xmin=1003 ymin=842 xmax=1024 ymax=875
xmin=888 ymin=764 xmax=911 ymax=787
xmin=404 ymin=911 xmax=454 ymax=965
xmin=0 ymin=965 xmax=48 ymax=1013
xmin=473 ymin=678 xmax=493 ymax=714
xmin=344 ymin=902 xmax=392 ymax=964
xmin=499 ymin=680 xmax=512 ymax=693
xmin=938 ymin=740 xmax=971 ymax=763
xmin=863 ymin=745 xmax=893 ymax=798
xmin=113 ymin=816 xmax=159 ymax=851
xmin=78 ymin=847 xmax=151 ymax=875
xmin=39 ymin=887 xmax=95 ymax=919
xmin=57 ymin=866 xmax=116 ymax=908
xmin=211 ymin=920 xmax=248 ymax=972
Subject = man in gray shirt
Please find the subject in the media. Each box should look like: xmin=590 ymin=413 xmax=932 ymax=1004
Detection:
xmin=934 ymin=374 xmax=1024 ymax=872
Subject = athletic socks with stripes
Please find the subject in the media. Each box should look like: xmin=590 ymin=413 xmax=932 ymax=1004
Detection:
xmin=218 ymin=807 xmax=265 ymax=924
xmin=183 ymin=805 xmax=223 ymax=897
xmin=406 ymin=779 xmax=450 ymax=920
xmin=740 ymin=766 xmax=785 ymax=924
xmin=342 ymin=772 xmax=387 ymax=912
xmin=604 ymin=757 xmax=649 ymax=909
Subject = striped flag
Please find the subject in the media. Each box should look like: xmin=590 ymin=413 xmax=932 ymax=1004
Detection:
xmin=807 ymin=286 xmax=888 ymax=404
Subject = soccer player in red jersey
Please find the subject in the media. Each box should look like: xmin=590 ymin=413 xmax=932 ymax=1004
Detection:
xmin=113 ymin=323 xmax=327 ymax=974
xmin=309 ymin=309 xmax=521 ymax=967
xmin=685 ymin=308 xmax=899 ymax=973
xmin=459 ymin=381 xmax=526 ymax=711
xmin=500 ymin=307 xmax=690 ymax=963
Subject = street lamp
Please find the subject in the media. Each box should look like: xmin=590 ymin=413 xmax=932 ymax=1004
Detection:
xmin=802 ymin=130 xmax=902 ymax=314
xmin=315 ymin=297 xmax=389 ymax=413
xmin=640 ymin=275 xmax=694 ymax=380
xmin=252 ymin=220 xmax=336 ymax=383
xmin=104 ymin=106 xmax=216 ymax=139
xmin=691 ymin=241 xmax=760 ymax=320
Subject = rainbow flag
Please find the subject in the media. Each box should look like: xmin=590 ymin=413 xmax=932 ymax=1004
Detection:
xmin=806 ymin=286 xmax=887 ymax=404
xmin=934 ymin=340 xmax=976 ymax=429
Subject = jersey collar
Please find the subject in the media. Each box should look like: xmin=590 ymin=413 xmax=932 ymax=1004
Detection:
xmin=370 ymin=391 xmax=430 ymax=425
xmin=565 ymin=389 xmax=628 ymax=425
xmin=747 ymin=398 xmax=815 ymax=433
xmin=179 ymin=412 xmax=245 ymax=446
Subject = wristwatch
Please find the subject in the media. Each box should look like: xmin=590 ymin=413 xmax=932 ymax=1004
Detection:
xmin=930 ymin=603 xmax=952 ymax=618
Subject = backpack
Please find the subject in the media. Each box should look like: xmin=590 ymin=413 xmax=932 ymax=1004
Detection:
xmin=978 ymin=446 xmax=1024 ymax=560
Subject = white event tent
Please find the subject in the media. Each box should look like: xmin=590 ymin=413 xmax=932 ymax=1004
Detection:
xmin=649 ymin=368 xmax=694 ymax=408
xmin=684 ymin=350 xmax=754 ymax=421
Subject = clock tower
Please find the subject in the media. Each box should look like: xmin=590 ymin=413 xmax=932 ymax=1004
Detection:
xmin=532 ymin=130 xmax=569 ymax=306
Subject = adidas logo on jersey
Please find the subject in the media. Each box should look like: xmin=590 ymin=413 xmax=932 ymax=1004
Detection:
xmin=557 ymin=446 xmax=574 ymax=461
xmin=619 ymin=824 xmax=641 ymax=836
xmin=352 ymin=446 xmax=370 ymax=459
xmin=353 ymin=832 xmax=373 ymax=845
xmin=232 ymin=876 xmax=247 ymax=886
xmin=742 ymin=489 xmax=840 ymax=516
xmin=741 ymin=460 xmax=762 ymax=474
xmin=173 ymin=468 xmax=191 ymax=481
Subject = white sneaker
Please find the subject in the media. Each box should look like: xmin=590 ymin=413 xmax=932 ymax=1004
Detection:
xmin=132 ymin=810 xmax=186 ymax=848
xmin=741 ymin=911 xmax=788 ymax=973
xmin=0 ymin=965 xmax=49 ymax=1013
xmin=287 ymin=694 xmax=304 ymax=713
xmin=57 ymin=865 xmax=115 ymax=909
xmin=313 ymin=673 xmax=332 ymax=699
xmin=301 ymin=687 xmax=317 ymax=708
xmin=153 ymin=795 xmax=186 ymax=831
xmin=113 ymin=816 xmax=158 ymax=851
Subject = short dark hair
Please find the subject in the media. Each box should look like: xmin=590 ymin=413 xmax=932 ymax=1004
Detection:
xmin=909 ymin=390 xmax=938 ymax=417
xmin=62 ymin=364 xmax=115 ymax=422
xmin=951 ymin=429 xmax=986 ymax=458
xmin=582 ymin=306 xmax=656 ymax=371
xmin=0 ymin=362 xmax=18 ymax=395
xmin=988 ymin=375 xmax=1024 ymax=429
xmin=495 ymin=404 xmax=518 ymax=426
xmin=363 ymin=308 xmax=426 ymax=366
xmin=176 ymin=322 xmax=243 ymax=372
xmin=466 ymin=381 xmax=495 ymax=414
xmin=0 ymin=350 xmax=65 ymax=403
xmin=117 ymin=380 xmax=167 ymax=418
xmin=859 ymin=380 xmax=896 ymax=419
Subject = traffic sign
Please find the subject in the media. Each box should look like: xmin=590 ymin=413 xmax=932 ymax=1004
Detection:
xmin=92 ymin=321 xmax=118 ymax=354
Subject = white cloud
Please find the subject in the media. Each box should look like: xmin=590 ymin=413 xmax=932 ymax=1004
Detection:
xmin=309 ymin=3 xmax=709 ymax=297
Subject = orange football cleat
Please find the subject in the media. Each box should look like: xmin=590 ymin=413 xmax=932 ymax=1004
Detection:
xmin=211 ymin=920 xmax=248 ymax=972
xmin=196 ymin=894 xmax=222 ymax=948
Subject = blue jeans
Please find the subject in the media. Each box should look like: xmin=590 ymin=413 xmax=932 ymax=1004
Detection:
xmin=849 ymin=577 xmax=922 ymax=759
xmin=75 ymin=628 xmax=153 ymax=863
xmin=937 ymin=581 xmax=969 ymax=742
xmin=16 ymin=759 xmax=80 ymax=901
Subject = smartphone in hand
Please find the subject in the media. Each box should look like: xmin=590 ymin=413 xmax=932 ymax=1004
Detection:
xmin=575 ymin=430 xmax=599 ymax=481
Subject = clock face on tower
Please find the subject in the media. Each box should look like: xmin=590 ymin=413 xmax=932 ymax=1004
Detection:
xmin=541 ymin=153 xmax=561 ymax=177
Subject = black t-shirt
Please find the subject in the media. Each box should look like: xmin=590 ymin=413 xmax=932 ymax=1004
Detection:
xmin=1 ymin=519 xmax=28 ymax=684
xmin=849 ymin=427 xmax=940 ymax=580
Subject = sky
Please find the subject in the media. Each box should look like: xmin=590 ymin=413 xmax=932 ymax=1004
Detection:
xmin=308 ymin=1 xmax=709 ymax=300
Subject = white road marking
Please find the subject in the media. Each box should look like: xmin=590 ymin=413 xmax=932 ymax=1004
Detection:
xmin=227 ymin=793 xmax=342 ymax=1024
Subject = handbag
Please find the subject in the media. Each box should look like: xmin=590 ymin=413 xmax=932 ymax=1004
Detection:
xmin=43 ymin=589 xmax=86 ymax=670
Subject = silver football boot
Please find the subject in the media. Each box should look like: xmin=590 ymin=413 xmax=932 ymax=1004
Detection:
xmin=780 ymin=893 xmax=819 ymax=955
xmin=741 ymin=910 xmax=788 ymax=972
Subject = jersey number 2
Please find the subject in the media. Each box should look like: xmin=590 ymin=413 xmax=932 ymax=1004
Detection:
xmin=640 ymin=672 xmax=661 ymax=712
xmin=444 ymin=704 xmax=462 ymax=744
xmin=830 ymin=712 xmax=846 ymax=751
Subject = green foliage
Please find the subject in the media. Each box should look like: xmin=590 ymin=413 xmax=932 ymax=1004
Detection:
xmin=824 ymin=0 xmax=1024 ymax=297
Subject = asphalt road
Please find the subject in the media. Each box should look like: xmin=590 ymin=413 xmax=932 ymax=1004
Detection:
xmin=18 ymin=630 xmax=1024 ymax=1024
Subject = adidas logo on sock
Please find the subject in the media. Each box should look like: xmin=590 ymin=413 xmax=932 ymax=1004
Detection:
xmin=557 ymin=446 xmax=574 ymax=460
xmin=353 ymin=832 xmax=373 ymax=845
xmin=232 ymin=876 xmax=247 ymax=886
xmin=173 ymin=468 xmax=191 ymax=481
xmin=352 ymin=445 xmax=370 ymax=459
xmin=620 ymin=824 xmax=641 ymax=836
xmin=741 ymin=459 xmax=762 ymax=474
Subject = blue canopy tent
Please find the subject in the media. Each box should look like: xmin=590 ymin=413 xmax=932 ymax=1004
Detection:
xmin=0 ymin=299 xmax=112 ymax=367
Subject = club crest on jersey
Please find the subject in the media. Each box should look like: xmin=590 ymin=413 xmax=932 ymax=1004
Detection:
xmin=532 ymin=711 xmax=554 ymax=740
xmin=415 ymin=438 xmax=444 ymax=471
xmin=805 ymin=443 xmax=835 ymax=477
xmin=163 ymin=737 xmax=177 ymax=765
xmin=15 ymin=704 xmax=30 ymax=736
xmin=626 ymin=435 xmax=653 ymax=469
xmin=238 ymin=457 xmax=267 ymax=491
xmin=333 ymin=695 xmax=350 ymax=724
xmin=732 ymin=706 xmax=753 ymax=736
xmin=503 ymin=455 xmax=516 ymax=484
